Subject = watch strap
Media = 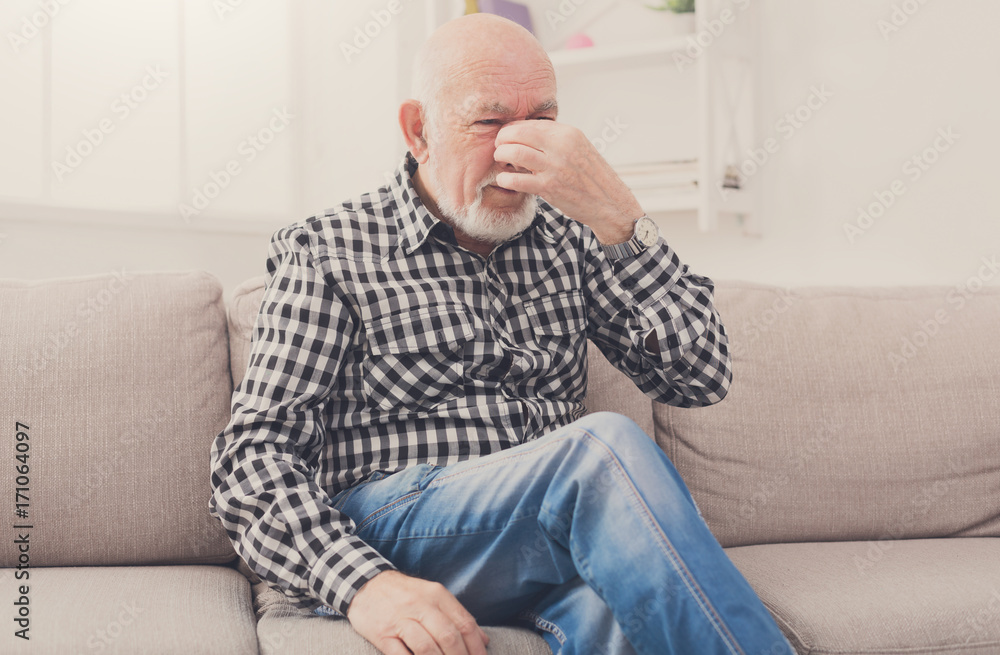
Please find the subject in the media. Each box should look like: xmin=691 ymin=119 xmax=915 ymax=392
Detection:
xmin=600 ymin=216 xmax=655 ymax=260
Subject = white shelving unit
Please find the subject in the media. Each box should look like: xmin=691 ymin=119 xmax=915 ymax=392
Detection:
xmin=424 ymin=0 xmax=762 ymax=234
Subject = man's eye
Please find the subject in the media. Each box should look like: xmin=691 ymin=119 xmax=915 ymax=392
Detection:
xmin=533 ymin=117 xmax=555 ymax=121
xmin=477 ymin=120 xmax=500 ymax=125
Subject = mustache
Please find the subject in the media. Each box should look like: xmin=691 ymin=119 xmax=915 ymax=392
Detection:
xmin=477 ymin=170 xmax=524 ymax=197
xmin=477 ymin=171 xmax=498 ymax=193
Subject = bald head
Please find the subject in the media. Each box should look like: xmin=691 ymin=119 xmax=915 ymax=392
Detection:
xmin=398 ymin=14 xmax=558 ymax=250
xmin=411 ymin=13 xmax=555 ymax=137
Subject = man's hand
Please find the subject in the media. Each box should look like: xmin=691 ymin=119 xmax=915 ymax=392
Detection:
xmin=493 ymin=120 xmax=645 ymax=245
xmin=346 ymin=570 xmax=490 ymax=655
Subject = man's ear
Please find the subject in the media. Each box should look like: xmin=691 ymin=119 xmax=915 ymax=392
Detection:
xmin=399 ymin=100 xmax=430 ymax=164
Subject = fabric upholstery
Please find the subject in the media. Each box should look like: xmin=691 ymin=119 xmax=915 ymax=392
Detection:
xmin=0 ymin=271 xmax=236 ymax=566
xmin=252 ymin=580 xmax=552 ymax=655
xmin=727 ymin=539 xmax=1000 ymax=654
xmin=227 ymin=274 xmax=267 ymax=387
xmin=656 ymin=281 xmax=1000 ymax=547
xmin=0 ymin=564 xmax=257 ymax=654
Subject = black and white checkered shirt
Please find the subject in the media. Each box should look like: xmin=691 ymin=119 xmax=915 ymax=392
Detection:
xmin=209 ymin=152 xmax=732 ymax=616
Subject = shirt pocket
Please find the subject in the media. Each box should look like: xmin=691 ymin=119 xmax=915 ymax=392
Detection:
xmin=523 ymin=290 xmax=588 ymax=344
xmin=362 ymin=304 xmax=475 ymax=412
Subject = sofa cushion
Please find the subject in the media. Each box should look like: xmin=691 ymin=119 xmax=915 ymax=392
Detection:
xmin=227 ymin=274 xmax=267 ymax=387
xmin=0 ymin=564 xmax=257 ymax=654
xmin=227 ymin=275 xmax=655 ymax=439
xmin=728 ymin=538 xmax=1000 ymax=654
xmin=252 ymin=580 xmax=551 ymax=654
xmin=0 ymin=271 xmax=235 ymax=565
xmin=656 ymin=281 xmax=1000 ymax=547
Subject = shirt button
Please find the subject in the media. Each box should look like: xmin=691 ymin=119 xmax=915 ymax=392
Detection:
xmin=436 ymin=330 xmax=445 ymax=341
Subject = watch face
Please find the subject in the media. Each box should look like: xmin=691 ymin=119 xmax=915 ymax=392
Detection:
xmin=635 ymin=216 xmax=658 ymax=246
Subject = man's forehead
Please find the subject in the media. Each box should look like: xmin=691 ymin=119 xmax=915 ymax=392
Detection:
xmin=462 ymin=97 xmax=558 ymax=116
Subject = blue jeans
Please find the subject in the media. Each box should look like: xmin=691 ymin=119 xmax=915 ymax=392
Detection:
xmin=317 ymin=412 xmax=793 ymax=655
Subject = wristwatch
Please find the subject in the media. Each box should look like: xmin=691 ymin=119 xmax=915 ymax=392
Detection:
xmin=601 ymin=215 xmax=659 ymax=260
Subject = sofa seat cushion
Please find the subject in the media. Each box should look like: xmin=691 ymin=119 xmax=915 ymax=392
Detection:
xmin=727 ymin=538 xmax=1000 ymax=654
xmin=252 ymin=580 xmax=551 ymax=654
xmin=0 ymin=564 xmax=257 ymax=654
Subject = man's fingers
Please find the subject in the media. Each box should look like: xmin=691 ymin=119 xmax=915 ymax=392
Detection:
xmin=397 ymin=618 xmax=445 ymax=655
xmin=493 ymin=143 xmax=546 ymax=174
xmin=378 ymin=636 xmax=416 ymax=655
xmin=495 ymin=171 xmax=543 ymax=195
xmin=435 ymin=590 xmax=489 ymax=655
xmin=418 ymin=609 xmax=474 ymax=655
xmin=495 ymin=120 xmax=552 ymax=149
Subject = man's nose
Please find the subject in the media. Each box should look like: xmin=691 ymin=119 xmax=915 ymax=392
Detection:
xmin=501 ymin=160 xmax=531 ymax=175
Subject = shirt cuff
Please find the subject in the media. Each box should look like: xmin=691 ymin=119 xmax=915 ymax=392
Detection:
xmin=612 ymin=238 xmax=684 ymax=309
xmin=310 ymin=534 xmax=397 ymax=616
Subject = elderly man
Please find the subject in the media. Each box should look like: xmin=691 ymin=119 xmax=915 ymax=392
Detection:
xmin=210 ymin=13 xmax=793 ymax=655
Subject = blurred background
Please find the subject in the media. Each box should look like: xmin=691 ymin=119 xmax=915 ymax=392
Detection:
xmin=1 ymin=0 xmax=997 ymax=298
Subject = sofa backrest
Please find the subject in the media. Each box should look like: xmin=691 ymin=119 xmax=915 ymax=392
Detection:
xmin=656 ymin=280 xmax=1000 ymax=548
xmin=0 ymin=271 xmax=236 ymax=566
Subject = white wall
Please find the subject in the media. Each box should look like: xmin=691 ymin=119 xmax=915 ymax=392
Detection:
xmin=1 ymin=0 xmax=997 ymax=298
xmin=665 ymin=0 xmax=1000 ymax=288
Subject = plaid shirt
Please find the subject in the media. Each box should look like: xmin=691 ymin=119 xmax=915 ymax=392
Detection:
xmin=209 ymin=152 xmax=731 ymax=616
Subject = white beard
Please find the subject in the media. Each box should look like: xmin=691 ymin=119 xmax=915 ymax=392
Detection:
xmin=428 ymin=167 xmax=538 ymax=245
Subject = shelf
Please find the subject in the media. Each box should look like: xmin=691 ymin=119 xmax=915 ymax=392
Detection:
xmin=635 ymin=186 xmax=754 ymax=216
xmin=548 ymin=36 xmax=694 ymax=73
xmin=635 ymin=188 xmax=699 ymax=213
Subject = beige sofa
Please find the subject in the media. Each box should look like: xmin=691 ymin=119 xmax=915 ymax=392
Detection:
xmin=2 ymin=269 xmax=997 ymax=654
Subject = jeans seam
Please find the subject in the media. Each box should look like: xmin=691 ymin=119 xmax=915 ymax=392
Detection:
xmin=518 ymin=609 xmax=568 ymax=650
xmin=576 ymin=427 xmax=746 ymax=655
xmin=426 ymin=440 xmax=568 ymax=487
xmin=355 ymin=491 xmax=420 ymax=532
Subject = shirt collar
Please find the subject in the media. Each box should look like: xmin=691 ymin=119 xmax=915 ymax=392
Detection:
xmin=390 ymin=151 xmax=557 ymax=255
xmin=391 ymin=152 xmax=446 ymax=256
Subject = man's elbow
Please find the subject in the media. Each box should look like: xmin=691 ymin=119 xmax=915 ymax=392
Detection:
xmin=685 ymin=348 xmax=732 ymax=407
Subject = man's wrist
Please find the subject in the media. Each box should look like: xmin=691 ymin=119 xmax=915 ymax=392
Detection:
xmin=600 ymin=214 xmax=658 ymax=260
xmin=594 ymin=212 xmax=639 ymax=246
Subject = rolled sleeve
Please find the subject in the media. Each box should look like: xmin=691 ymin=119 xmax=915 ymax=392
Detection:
xmin=586 ymin=235 xmax=732 ymax=407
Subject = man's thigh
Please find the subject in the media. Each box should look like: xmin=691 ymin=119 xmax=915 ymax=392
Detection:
xmin=330 ymin=419 xmax=625 ymax=623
